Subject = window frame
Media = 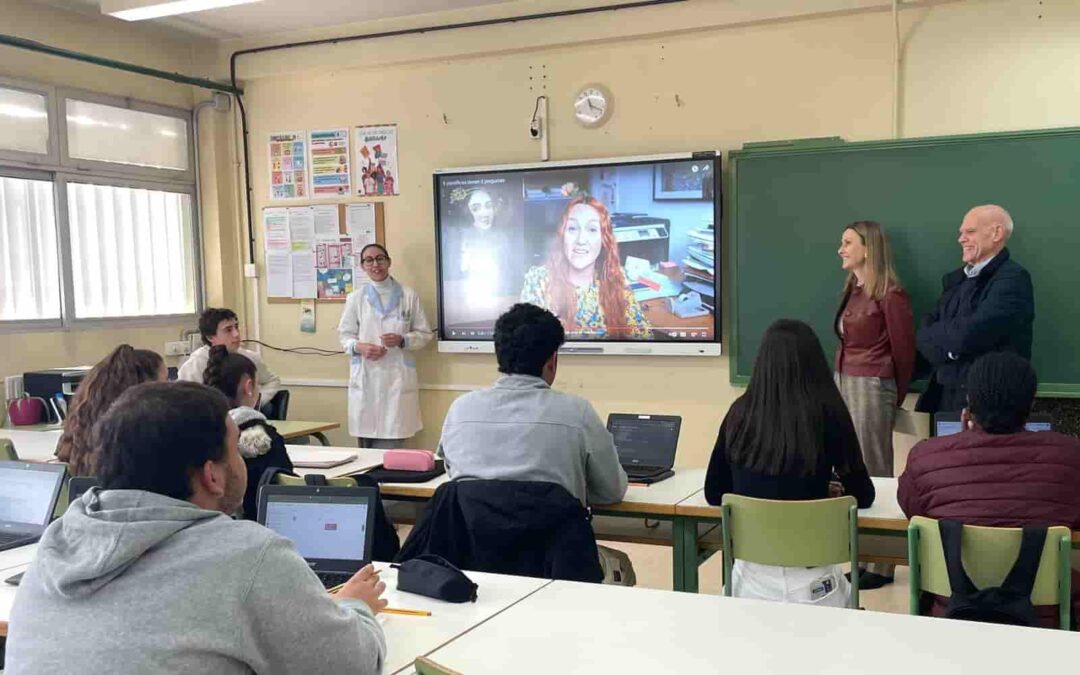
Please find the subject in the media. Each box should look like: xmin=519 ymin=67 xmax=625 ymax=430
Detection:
xmin=0 ymin=77 xmax=60 ymax=167
xmin=0 ymin=79 xmax=202 ymax=331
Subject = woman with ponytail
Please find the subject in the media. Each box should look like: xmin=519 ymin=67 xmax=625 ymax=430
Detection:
xmin=57 ymin=345 xmax=166 ymax=475
xmin=520 ymin=196 xmax=651 ymax=339
xmin=203 ymin=345 xmax=293 ymax=519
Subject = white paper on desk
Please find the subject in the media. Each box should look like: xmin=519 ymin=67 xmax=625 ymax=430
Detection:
xmin=313 ymin=204 xmax=341 ymax=241
xmin=263 ymin=208 xmax=291 ymax=252
xmin=291 ymin=250 xmax=317 ymax=299
xmin=347 ymin=203 xmax=377 ymax=286
xmin=266 ymin=252 xmax=293 ymax=297
xmin=288 ymin=207 xmax=316 ymax=250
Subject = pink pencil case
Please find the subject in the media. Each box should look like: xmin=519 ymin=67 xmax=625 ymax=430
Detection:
xmin=383 ymin=449 xmax=436 ymax=472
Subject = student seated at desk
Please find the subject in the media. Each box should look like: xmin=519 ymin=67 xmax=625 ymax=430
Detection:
xmin=55 ymin=344 xmax=166 ymax=475
xmin=437 ymin=303 xmax=628 ymax=507
xmin=899 ymin=352 xmax=1080 ymax=629
xmin=705 ymin=319 xmax=875 ymax=607
xmin=203 ymin=345 xmax=294 ymax=520
xmin=178 ymin=307 xmax=282 ymax=406
xmin=5 ymin=382 xmax=386 ymax=674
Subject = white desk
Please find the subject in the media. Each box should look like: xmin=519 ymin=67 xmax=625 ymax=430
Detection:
xmin=375 ymin=567 xmax=552 ymax=674
xmin=421 ymin=580 xmax=1077 ymax=674
xmin=287 ymin=446 xmax=385 ymax=479
xmin=0 ymin=545 xmax=36 ymax=637
xmin=0 ymin=429 xmax=62 ymax=462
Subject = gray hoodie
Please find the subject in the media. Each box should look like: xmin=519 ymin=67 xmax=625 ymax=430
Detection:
xmin=5 ymin=489 xmax=385 ymax=674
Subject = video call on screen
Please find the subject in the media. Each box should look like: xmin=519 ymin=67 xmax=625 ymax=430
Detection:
xmin=436 ymin=158 xmax=719 ymax=343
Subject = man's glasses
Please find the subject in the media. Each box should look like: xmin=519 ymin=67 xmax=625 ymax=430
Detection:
xmin=361 ymin=255 xmax=390 ymax=266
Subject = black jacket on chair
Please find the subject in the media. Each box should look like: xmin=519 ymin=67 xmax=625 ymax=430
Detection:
xmin=396 ymin=479 xmax=604 ymax=583
xmin=915 ymin=248 xmax=1034 ymax=412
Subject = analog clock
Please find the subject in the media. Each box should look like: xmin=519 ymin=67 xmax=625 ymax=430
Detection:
xmin=573 ymin=84 xmax=613 ymax=128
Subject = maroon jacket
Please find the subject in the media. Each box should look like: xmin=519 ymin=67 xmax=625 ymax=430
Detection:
xmin=899 ymin=429 xmax=1080 ymax=628
xmin=834 ymin=286 xmax=915 ymax=405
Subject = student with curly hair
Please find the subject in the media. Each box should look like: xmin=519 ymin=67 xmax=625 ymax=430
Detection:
xmin=56 ymin=344 xmax=166 ymax=475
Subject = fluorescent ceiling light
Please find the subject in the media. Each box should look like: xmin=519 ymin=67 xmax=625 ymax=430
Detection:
xmin=102 ymin=0 xmax=263 ymax=22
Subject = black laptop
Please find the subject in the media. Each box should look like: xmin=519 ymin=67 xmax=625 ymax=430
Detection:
xmin=932 ymin=412 xmax=1053 ymax=437
xmin=0 ymin=460 xmax=67 ymax=552
xmin=606 ymin=413 xmax=681 ymax=484
xmin=257 ymin=484 xmax=377 ymax=589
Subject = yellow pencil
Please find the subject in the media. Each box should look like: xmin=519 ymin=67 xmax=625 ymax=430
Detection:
xmin=381 ymin=607 xmax=431 ymax=617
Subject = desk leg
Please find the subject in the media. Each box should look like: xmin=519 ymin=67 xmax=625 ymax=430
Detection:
xmin=671 ymin=517 xmax=700 ymax=594
xmin=313 ymin=432 xmax=331 ymax=447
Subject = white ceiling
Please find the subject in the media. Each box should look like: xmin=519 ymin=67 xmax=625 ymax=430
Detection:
xmin=34 ymin=0 xmax=518 ymax=40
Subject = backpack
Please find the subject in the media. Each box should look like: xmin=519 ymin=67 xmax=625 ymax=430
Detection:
xmin=939 ymin=519 xmax=1046 ymax=627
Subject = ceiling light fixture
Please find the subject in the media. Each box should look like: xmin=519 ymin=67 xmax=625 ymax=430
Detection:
xmin=101 ymin=0 xmax=264 ymax=22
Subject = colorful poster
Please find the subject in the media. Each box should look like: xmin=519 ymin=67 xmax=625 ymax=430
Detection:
xmin=355 ymin=124 xmax=399 ymax=196
xmin=268 ymin=131 xmax=308 ymax=200
xmin=317 ymin=264 xmax=354 ymax=300
xmin=309 ymin=128 xmax=351 ymax=198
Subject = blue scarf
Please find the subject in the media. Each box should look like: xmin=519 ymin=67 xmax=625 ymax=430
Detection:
xmin=364 ymin=278 xmax=402 ymax=317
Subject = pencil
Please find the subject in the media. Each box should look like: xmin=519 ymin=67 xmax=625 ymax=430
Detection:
xmin=326 ymin=567 xmax=383 ymax=595
xmin=381 ymin=607 xmax=431 ymax=617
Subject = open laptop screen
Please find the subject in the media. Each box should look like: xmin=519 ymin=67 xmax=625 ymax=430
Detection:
xmin=0 ymin=461 xmax=66 ymax=533
xmin=607 ymin=414 xmax=681 ymax=468
xmin=933 ymin=413 xmax=1053 ymax=437
xmin=263 ymin=494 xmax=371 ymax=564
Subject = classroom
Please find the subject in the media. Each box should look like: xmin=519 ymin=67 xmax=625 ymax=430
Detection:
xmin=2 ymin=0 xmax=1080 ymax=672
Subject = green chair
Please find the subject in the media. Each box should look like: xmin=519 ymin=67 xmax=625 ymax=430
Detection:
xmin=907 ymin=516 xmax=1072 ymax=630
xmin=0 ymin=438 xmax=18 ymax=461
xmin=272 ymin=473 xmax=357 ymax=488
xmin=721 ymin=494 xmax=860 ymax=609
xmin=414 ymin=656 xmax=462 ymax=675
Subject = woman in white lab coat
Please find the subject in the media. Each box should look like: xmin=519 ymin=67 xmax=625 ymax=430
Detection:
xmin=338 ymin=244 xmax=432 ymax=448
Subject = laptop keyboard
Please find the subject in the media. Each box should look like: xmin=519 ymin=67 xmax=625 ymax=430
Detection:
xmin=626 ymin=465 xmax=665 ymax=478
xmin=316 ymin=571 xmax=353 ymax=589
xmin=0 ymin=532 xmax=33 ymax=548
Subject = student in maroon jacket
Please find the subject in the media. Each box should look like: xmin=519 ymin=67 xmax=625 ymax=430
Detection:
xmin=899 ymin=352 xmax=1080 ymax=628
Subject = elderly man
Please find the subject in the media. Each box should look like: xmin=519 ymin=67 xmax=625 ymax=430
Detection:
xmin=916 ymin=205 xmax=1034 ymax=413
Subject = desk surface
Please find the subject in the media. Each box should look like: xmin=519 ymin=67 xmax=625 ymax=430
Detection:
xmin=0 ymin=545 xmax=36 ymax=637
xmin=286 ymin=445 xmax=383 ymax=478
xmin=274 ymin=420 xmax=340 ymax=440
xmin=0 ymin=429 xmax=62 ymax=462
xmin=421 ymin=578 xmax=1078 ymax=674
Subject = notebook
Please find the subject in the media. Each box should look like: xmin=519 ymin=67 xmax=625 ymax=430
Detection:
xmin=932 ymin=412 xmax=1053 ymax=437
xmin=257 ymin=484 xmax=377 ymax=589
xmin=606 ymin=413 xmax=681 ymax=484
xmin=290 ymin=449 xmax=358 ymax=469
xmin=0 ymin=460 xmax=67 ymax=552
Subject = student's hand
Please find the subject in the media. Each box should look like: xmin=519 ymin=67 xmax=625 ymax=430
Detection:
xmin=380 ymin=333 xmax=404 ymax=348
xmin=337 ymin=564 xmax=388 ymax=614
xmin=357 ymin=343 xmax=387 ymax=360
xmin=828 ymin=481 xmax=844 ymax=498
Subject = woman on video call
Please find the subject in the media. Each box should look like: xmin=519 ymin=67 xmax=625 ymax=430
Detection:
xmin=520 ymin=194 xmax=651 ymax=339
xmin=446 ymin=186 xmax=521 ymax=295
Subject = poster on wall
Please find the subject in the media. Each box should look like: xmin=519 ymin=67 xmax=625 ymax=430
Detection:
xmin=309 ymin=128 xmax=351 ymax=198
xmin=316 ymin=237 xmax=355 ymax=300
xmin=355 ymin=124 xmax=399 ymax=196
xmin=268 ymin=131 xmax=308 ymax=200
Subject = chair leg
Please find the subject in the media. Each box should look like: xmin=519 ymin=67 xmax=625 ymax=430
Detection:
xmin=907 ymin=525 xmax=921 ymax=616
xmin=313 ymin=432 xmax=331 ymax=447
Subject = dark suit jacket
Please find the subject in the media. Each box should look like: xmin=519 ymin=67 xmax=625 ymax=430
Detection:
xmin=915 ymin=248 xmax=1033 ymax=412
xmin=396 ymin=479 xmax=604 ymax=583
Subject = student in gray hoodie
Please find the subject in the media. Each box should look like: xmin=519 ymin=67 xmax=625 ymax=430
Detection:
xmin=438 ymin=303 xmax=628 ymax=506
xmin=6 ymin=381 xmax=386 ymax=674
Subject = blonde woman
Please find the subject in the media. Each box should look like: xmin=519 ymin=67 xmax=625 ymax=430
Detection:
xmin=834 ymin=221 xmax=914 ymax=590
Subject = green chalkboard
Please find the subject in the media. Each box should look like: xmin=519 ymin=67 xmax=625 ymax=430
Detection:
xmin=728 ymin=127 xmax=1080 ymax=396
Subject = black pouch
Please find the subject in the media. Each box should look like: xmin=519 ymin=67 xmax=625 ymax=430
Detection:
xmin=395 ymin=554 xmax=478 ymax=603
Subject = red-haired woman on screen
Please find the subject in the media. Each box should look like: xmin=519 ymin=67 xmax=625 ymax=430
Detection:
xmin=520 ymin=195 xmax=651 ymax=339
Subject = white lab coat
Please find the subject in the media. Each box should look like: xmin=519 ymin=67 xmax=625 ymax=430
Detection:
xmin=337 ymin=280 xmax=432 ymax=439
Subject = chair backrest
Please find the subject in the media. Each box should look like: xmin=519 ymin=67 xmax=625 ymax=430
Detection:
xmin=0 ymin=438 xmax=18 ymax=461
xmin=265 ymin=390 xmax=290 ymax=421
xmin=272 ymin=472 xmax=356 ymax=488
xmin=414 ymin=656 xmax=463 ymax=675
xmin=908 ymin=516 xmax=1072 ymax=627
xmin=721 ymin=494 xmax=859 ymax=607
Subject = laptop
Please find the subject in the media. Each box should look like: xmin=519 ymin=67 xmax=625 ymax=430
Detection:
xmin=606 ymin=413 xmax=681 ymax=484
xmin=257 ymin=485 xmax=377 ymax=589
xmin=932 ymin=412 xmax=1053 ymax=437
xmin=0 ymin=461 xmax=67 ymax=552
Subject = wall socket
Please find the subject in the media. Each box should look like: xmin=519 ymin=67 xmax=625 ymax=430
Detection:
xmin=164 ymin=341 xmax=191 ymax=357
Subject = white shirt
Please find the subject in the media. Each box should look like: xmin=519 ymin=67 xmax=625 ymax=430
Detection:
xmin=177 ymin=345 xmax=282 ymax=403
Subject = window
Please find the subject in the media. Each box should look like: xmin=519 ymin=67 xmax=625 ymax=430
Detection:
xmin=66 ymin=182 xmax=196 ymax=318
xmin=0 ymin=175 xmax=61 ymax=321
xmin=0 ymin=79 xmax=199 ymax=328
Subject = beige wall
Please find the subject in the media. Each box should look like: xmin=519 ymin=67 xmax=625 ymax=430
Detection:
xmin=0 ymin=0 xmax=209 ymax=404
xmin=208 ymin=0 xmax=1080 ymax=462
